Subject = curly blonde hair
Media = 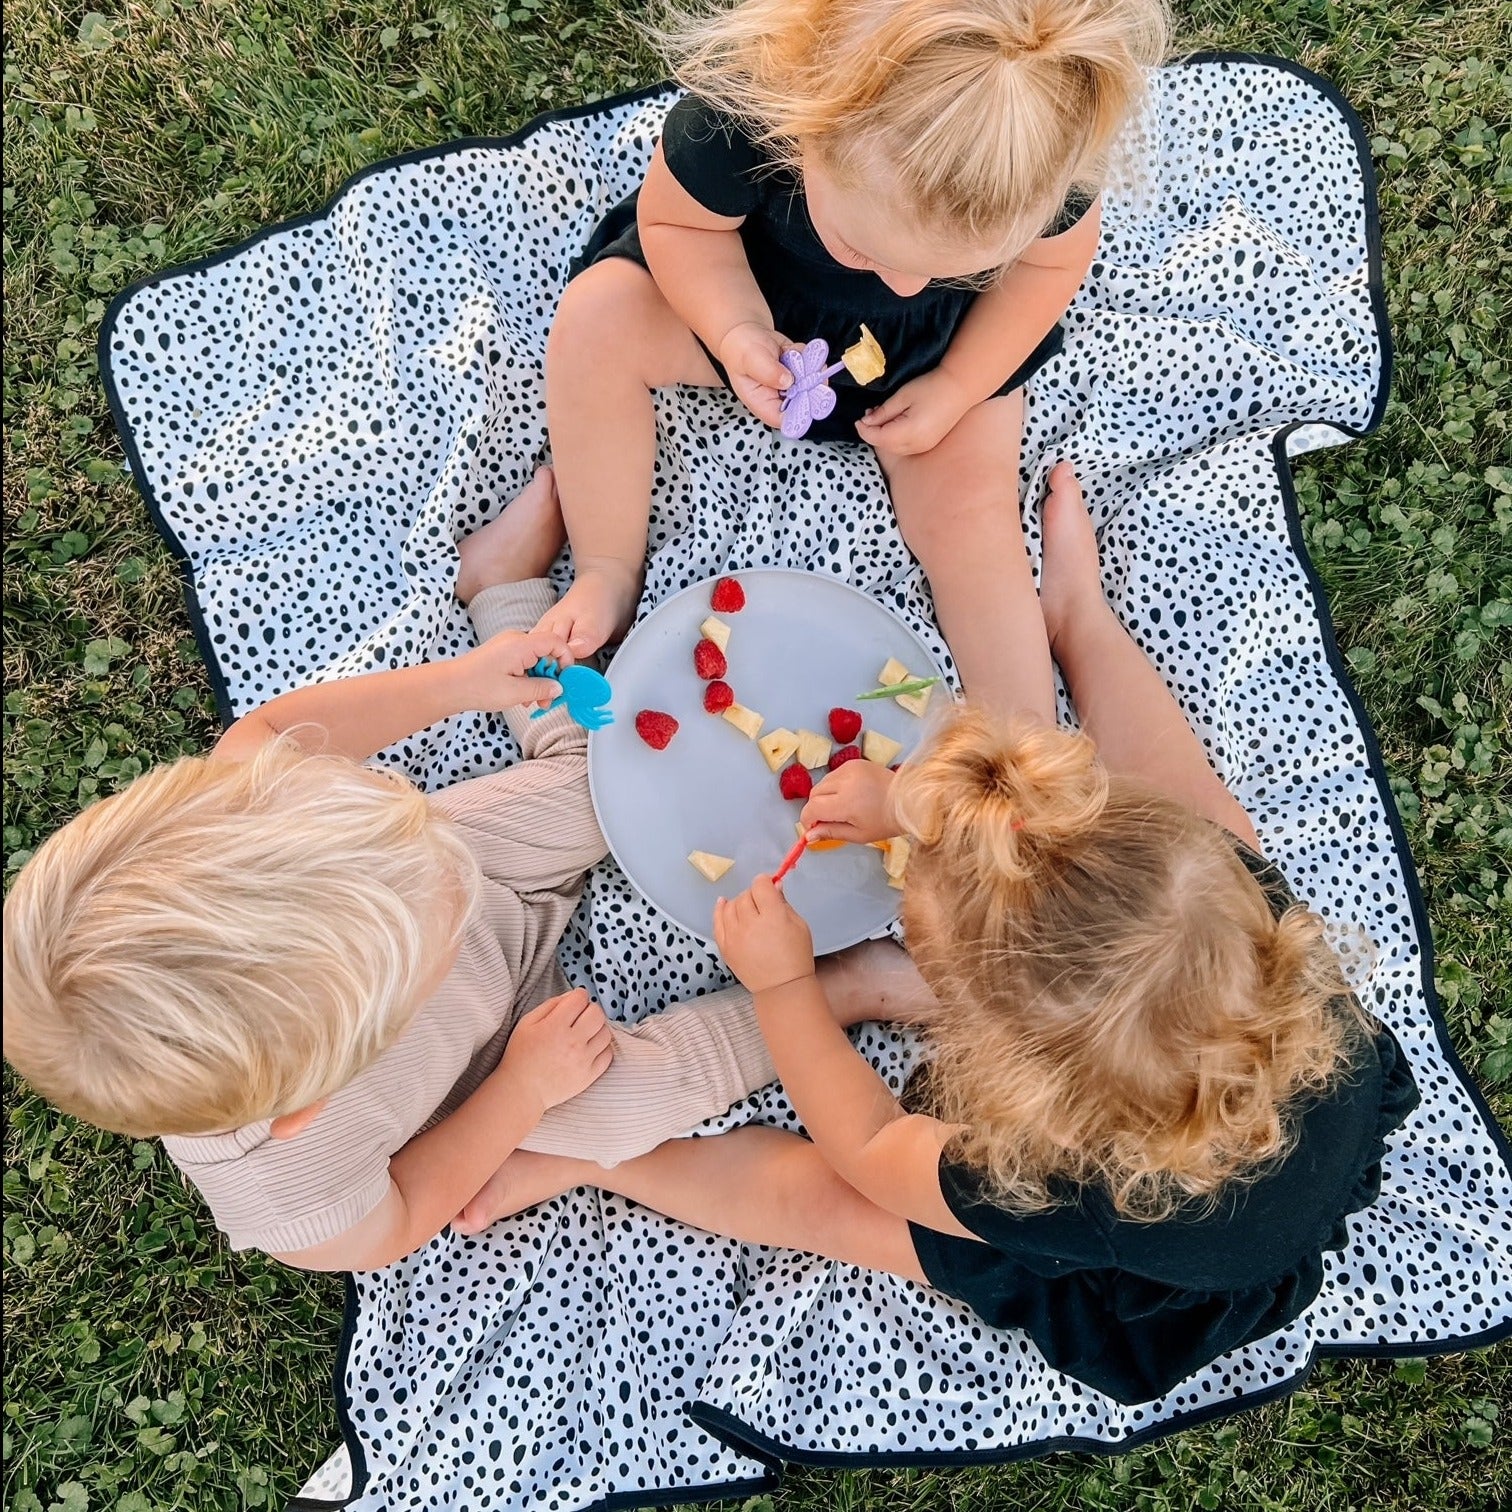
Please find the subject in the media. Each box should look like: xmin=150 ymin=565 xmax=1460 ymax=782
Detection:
xmin=2 ymin=741 xmax=479 ymax=1137
xmin=655 ymin=0 xmax=1170 ymax=251
xmin=893 ymin=706 xmax=1371 ymax=1221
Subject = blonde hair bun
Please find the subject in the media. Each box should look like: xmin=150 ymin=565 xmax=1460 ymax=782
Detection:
xmin=893 ymin=707 xmax=1107 ymax=881
xmin=890 ymin=701 xmax=1370 ymax=1222
xmin=656 ymin=0 xmax=1172 ymax=251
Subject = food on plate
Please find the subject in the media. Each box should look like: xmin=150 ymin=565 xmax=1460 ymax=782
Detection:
xmin=871 ymin=834 xmax=911 ymax=890
xmin=699 ymin=614 xmax=732 ymax=653
xmin=779 ymin=764 xmax=814 ymax=801
xmin=895 ymin=683 xmax=935 ymax=718
xmin=634 ymin=710 xmax=679 ymax=750
xmin=757 ymin=728 xmax=801 ymax=771
xmin=827 ymin=707 xmax=862 ymax=744
xmin=694 ymin=638 xmax=728 ymax=681
xmin=721 ymin=702 xmax=765 ymax=739
xmin=710 ymin=577 xmax=746 ymax=613
xmin=828 ymin=744 xmax=862 ymax=771
xmin=795 ymin=728 xmax=833 ymax=770
xmin=795 ymin=821 xmax=845 ymax=853
xmin=862 ymin=730 xmax=903 ymax=767
xmin=703 ymin=679 xmax=735 ymax=714
xmin=858 ymin=658 xmax=939 ymax=716
xmin=688 ymin=850 xmax=735 ymax=882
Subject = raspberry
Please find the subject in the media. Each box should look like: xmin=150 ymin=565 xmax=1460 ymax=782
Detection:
xmin=693 ymin=638 xmax=728 ymax=681
xmin=779 ymin=764 xmax=813 ymax=801
xmin=703 ymin=680 xmax=734 ymax=714
xmin=828 ymin=707 xmax=863 ymax=743
xmin=829 ymin=745 xmax=862 ymax=770
xmin=634 ymin=710 xmax=679 ymax=750
xmin=710 ymin=577 xmax=746 ymax=613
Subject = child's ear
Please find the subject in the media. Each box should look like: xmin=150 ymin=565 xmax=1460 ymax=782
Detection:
xmin=269 ymin=1098 xmax=329 ymax=1140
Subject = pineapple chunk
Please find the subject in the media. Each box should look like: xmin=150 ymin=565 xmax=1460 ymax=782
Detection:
xmin=795 ymin=728 xmax=833 ymax=770
xmin=878 ymin=656 xmax=911 ymax=687
xmin=700 ymin=615 xmax=732 ymax=653
xmin=863 ymin=730 xmax=903 ymax=767
xmin=896 ymin=684 xmax=934 ymax=718
xmin=688 ymin=850 xmax=735 ymax=883
xmin=757 ymin=728 xmax=801 ymax=772
xmin=883 ymin=835 xmax=911 ymax=881
xmin=722 ymin=702 xmax=764 ymax=740
xmin=841 ymin=324 xmax=887 ymax=386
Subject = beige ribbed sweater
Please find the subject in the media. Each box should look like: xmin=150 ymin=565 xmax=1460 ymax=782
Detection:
xmin=163 ymin=579 xmax=775 ymax=1254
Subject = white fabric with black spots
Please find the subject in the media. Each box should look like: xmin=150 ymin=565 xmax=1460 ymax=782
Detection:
xmin=100 ymin=59 xmax=1511 ymax=1512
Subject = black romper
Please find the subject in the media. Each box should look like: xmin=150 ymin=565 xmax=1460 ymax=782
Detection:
xmin=574 ymin=94 xmax=1091 ymax=444
xmin=908 ymin=844 xmax=1422 ymax=1405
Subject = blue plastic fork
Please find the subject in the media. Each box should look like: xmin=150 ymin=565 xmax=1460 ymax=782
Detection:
xmin=528 ymin=657 xmax=615 ymax=729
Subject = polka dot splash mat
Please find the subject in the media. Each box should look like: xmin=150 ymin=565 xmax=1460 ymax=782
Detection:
xmin=99 ymin=55 xmax=1510 ymax=1512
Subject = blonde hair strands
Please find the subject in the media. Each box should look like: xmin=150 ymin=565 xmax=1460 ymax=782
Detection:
xmin=1 ymin=740 xmax=479 ymax=1137
xmin=654 ymin=0 xmax=1170 ymax=251
xmin=894 ymin=707 xmax=1371 ymax=1221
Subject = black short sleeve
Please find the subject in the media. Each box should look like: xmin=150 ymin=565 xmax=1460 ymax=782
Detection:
xmin=660 ymin=94 xmax=764 ymax=219
xmin=937 ymin=1158 xmax=1117 ymax=1268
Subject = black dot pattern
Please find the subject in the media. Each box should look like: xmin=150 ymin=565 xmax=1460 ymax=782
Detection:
xmin=98 ymin=62 xmax=1511 ymax=1512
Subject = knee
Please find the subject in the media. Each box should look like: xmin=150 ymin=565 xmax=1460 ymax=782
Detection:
xmin=548 ymin=261 xmax=657 ymax=369
xmin=893 ymin=482 xmax=1020 ymax=565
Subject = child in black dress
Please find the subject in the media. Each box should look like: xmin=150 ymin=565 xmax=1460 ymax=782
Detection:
xmin=460 ymin=465 xmax=1419 ymax=1404
xmin=538 ymin=0 xmax=1169 ymax=715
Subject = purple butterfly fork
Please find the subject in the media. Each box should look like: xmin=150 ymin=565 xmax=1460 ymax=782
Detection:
xmin=778 ymin=339 xmax=847 ymax=439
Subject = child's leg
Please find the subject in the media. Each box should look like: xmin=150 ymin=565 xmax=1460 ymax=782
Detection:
xmin=880 ymin=391 xmax=1055 ymax=721
xmin=457 ymin=1126 xmax=929 ymax=1285
xmin=1037 ymin=462 xmax=1260 ymax=847
xmin=435 ymin=492 xmax=609 ymax=907
xmin=539 ymin=258 xmax=721 ymax=657
xmin=453 ymin=464 xmax=565 ymax=606
xmin=467 ymin=939 xmax=936 ymax=1225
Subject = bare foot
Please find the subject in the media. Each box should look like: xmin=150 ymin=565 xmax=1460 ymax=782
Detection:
xmin=817 ymin=938 xmax=939 ymax=1028
xmin=452 ymin=1149 xmax=594 ymax=1236
xmin=1036 ymin=462 xmax=1109 ymax=656
xmin=455 ymin=466 xmax=565 ymax=605
xmin=535 ymin=557 xmax=644 ymax=658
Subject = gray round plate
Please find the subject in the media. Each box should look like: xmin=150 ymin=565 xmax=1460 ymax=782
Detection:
xmin=588 ymin=569 xmax=944 ymax=954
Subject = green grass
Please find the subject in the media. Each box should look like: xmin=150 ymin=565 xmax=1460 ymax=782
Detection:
xmin=3 ymin=2 xmax=1508 ymax=1508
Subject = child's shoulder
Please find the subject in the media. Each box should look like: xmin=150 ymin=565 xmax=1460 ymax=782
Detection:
xmin=660 ymin=93 xmax=780 ymax=219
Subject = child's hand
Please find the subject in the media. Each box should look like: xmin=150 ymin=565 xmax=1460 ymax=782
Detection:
xmin=714 ymin=877 xmax=815 ymax=993
xmin=718 ymin=321 xmax=795 ymax=428
xmin=855 ymin=367 xmax=973 ymax=457
xmin=501 ymin=988 xmax=614 ymax=1118
xmin=463 ymin=628 xmax=575 ymax=711
xmin=800 ymin=759 xmax=900 ymax=845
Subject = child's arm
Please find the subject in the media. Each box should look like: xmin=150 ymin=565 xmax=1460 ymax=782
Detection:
xmin=269 ymin=989 xmax=613 ymax=1271
xmin=637 ymin=144 xmax=793 ymax=427
xmin=856 ymin=204 xmax=1102 ymax=457
xmin=212 ymin=623 xmax=570 ymax=766
xmin=939 ymin=203 xmax=1102 ymax=405
xmin=714 ymin=879 xmax=980 ymax=1240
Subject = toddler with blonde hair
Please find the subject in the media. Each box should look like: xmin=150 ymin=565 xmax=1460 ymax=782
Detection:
xmin=461 ymin=467 xmax=1420 ymax=1404
xmin=2 ymin=471 xmax=908 ymax=1273
xmin=539 ymin=0 xmax=1169 ymax=715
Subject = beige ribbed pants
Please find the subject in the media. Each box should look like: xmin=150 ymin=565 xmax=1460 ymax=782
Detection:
xmin=469 ymin=581 xmax=775 ymax=1167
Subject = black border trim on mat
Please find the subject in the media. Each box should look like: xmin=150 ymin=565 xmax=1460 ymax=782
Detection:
xmin=97 ymin=78 xmax=679 ymax=731
xmin=93 ymin=53 xmax=1510 ymax=1512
